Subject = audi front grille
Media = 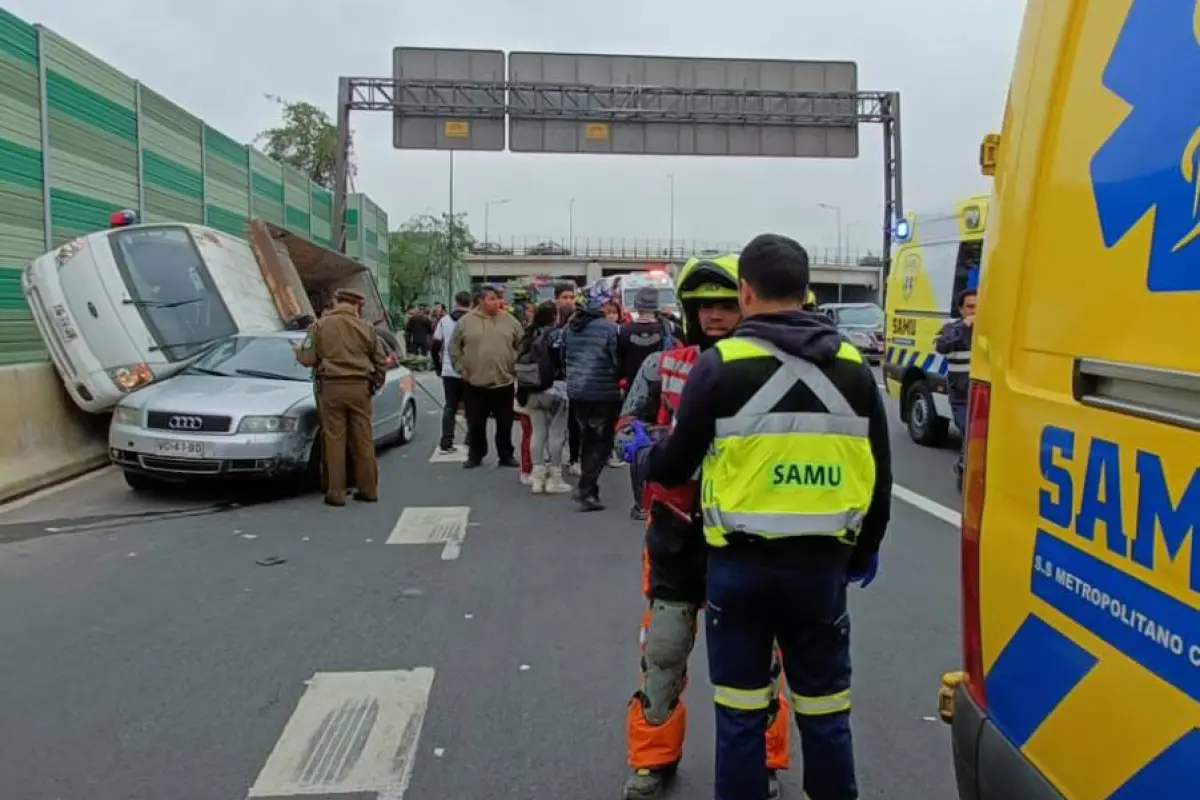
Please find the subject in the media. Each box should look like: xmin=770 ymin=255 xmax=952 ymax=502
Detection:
xmin=145 ymin=411 xmax=232 ymax=433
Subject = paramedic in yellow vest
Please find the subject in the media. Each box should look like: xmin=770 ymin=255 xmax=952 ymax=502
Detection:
xmin=630 ymin=233 xmax=893 ymax=800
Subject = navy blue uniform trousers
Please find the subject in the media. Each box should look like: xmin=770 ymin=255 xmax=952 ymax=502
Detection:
xmin=706 ymin=552 xmax=857 ymax=800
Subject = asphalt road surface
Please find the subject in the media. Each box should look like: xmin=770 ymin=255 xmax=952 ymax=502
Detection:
xmin=0 ymin=373 xmax=965 ymax=800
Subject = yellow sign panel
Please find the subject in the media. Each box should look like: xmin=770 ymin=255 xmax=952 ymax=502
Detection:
xmin=584 ymin=123 xmax=610 ymax=141
xmin=443 ymin=121 xmax=470 ymax=138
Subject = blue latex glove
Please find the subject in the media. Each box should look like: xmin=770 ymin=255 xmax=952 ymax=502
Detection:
xmin=621 ymin=420 xmax=654 ymax=464
xmin=849 ymin=553 xmax=879 ymax=588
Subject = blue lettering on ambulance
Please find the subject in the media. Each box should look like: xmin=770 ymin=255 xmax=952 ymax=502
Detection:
xmin=1038 ymin=425 xmax=1197 ymax=594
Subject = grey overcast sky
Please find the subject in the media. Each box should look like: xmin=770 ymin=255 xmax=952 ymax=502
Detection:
xmin=23 ymin=0 xmax=1023 ymax=257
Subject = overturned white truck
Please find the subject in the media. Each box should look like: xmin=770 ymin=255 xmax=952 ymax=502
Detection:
xmin=22 ymin=215 xmax=394 ymax=413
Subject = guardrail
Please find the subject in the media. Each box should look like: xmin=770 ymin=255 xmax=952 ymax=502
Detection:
xmin=467 ymin=238 xmax=881 ymax=266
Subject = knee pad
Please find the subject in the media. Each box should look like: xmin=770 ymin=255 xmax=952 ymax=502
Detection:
xmin=644 ymin=602 xmax=696 ymax=669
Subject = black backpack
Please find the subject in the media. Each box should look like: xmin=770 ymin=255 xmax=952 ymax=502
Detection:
xmin=515 ymin=328 xmax=557 ymax=393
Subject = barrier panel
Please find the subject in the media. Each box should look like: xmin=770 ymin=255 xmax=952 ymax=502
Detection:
xmin=0 ymin=363 xmax=107 ymax=503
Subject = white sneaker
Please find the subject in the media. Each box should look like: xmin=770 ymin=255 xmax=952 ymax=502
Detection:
xmin=530 ymin=465 xmax=548 ymax=494
xmin=569 ymin=461 xmax=582 ymax=476
xmin=519 ymin=471 xmax=534 ymax=486
xmin=544 ymin=466 xmax=572 ymax=494
xmin=608 ymin=456 xmax=626 ymax=468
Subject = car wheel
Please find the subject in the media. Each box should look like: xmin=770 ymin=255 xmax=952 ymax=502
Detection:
xmin=905 ymin=381 xmax=949 ymax=447
xmin=123 ymin=471 xmax=159 ymax=492
xmin=397 ymin=400 xmax=417 ymax=445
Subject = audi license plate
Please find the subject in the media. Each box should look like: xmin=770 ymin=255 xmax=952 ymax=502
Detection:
xmin=155 ymin=440 xmax=204 ymax=458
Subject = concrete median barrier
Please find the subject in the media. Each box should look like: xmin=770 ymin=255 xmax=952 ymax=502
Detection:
xmin=0 ymin=363 xmax=108 ymax=503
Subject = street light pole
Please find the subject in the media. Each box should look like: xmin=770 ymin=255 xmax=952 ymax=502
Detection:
xmin=817 ymin=202 xmax=846 ymax=302
xmin=817 ymin=202 xmax=843 ymax=264
xmin=447 ymin=151 xmax=455 ymax=303
xmin=483 ymin=198 xmax=510 ymax=281
xmin=568 ymin=197 xmax=576 ymax=251
xmin=666 ymin=174 xmax=676 ymax=257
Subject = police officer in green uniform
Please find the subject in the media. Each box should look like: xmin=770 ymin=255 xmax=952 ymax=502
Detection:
xmin=629 ymin=234 xmax=893 ymax=800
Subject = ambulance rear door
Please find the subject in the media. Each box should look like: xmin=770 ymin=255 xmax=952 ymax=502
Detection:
xmin=975 ymin=0 xmax=1199 ymax=795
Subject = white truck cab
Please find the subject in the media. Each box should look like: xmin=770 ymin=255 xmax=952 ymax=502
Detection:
xmin=23 ymin=217 xmax=281 ymax=413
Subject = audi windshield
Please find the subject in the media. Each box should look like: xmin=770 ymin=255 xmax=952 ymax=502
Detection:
xmin=109 ymin=226 xmax=238 ymax=362
xmin=182 ymin=335 xmax=312 ymax=382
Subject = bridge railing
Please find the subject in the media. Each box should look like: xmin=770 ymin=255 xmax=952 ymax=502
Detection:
xmin=468 ymin=237 xmax=881 ymax=266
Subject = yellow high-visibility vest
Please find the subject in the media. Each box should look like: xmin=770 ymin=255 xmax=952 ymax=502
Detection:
xmin=700 ymin=336 xmax=875 ymax=547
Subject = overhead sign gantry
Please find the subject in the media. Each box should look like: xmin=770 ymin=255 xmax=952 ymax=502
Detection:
xmin=330 ymin=48 xmax=903 ymax=275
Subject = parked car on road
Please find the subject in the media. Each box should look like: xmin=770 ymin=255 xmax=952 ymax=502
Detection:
xmin=819 ymin=302 xmax=884 ymax=364
xmin=108 ymin=331 xmax=416 ymax=491
xmin=471 ymin=242 xmax=513 ymax=255
xmin=526 ymin=241 xmax=571 ymax=256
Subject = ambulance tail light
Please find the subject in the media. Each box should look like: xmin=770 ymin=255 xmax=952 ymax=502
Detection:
xmin=961 ymin=378 xmax=991 ymax=709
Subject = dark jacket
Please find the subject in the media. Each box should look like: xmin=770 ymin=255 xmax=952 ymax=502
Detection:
xmin=405 ymin=313 xmax=433 ymax=345
xmin=934 ymin=318 xmax=973 ymax=405
xmin=641 ymin=310 xmax=893 ymax=573
xmin=617 ymin=318 xmax=670 ymax=388
xmin=563 ymin=309 xmax=621 ymax=403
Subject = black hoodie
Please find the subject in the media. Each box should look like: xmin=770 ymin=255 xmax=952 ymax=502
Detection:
xmin=642 ymin=310 xmax=893 ymax=570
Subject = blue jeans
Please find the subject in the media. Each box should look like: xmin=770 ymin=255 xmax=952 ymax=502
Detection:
xmin=706 ymin=552 xmax=857 ymax=800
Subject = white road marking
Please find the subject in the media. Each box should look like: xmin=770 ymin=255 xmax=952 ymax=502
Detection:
xmin=0 ymin=465 xmax=116 ymax=515
xmin=248 ymin=668 xmax=435 ymax=798
xmin=41 ymin=506 xmax=220 ymax=533
xmin=893 ymin=484 xmax=962 ymax=528
xmin=386 ymin=506 xmax=472 ymax=559
xmin=428 ymin=446 xmax=468 ymax=463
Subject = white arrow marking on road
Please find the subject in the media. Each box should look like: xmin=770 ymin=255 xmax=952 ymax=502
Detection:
xmin=892 ymin=485 xmax=962 ymax=528
xmin=386 ymin=506 xmax=472 ymax=559
xmin=248 ymin=668 xmax=435 ymax=798
xmin=428 ymin=446 xmax=468 ymax=463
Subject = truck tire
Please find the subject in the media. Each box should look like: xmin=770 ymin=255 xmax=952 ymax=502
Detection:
xmin=905 ymin=380 xmax=950 ymax=447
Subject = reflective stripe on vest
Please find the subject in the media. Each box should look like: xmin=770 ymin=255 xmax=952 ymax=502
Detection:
xmin=945 ymin=350 xmax=971 ymax=373
xmin=700 ymin=337 xmax=876 ymax=547
xmin=658 ymin=346 xmax=699 ymax=429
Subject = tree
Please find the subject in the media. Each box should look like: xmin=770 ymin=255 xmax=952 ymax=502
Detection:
xmin=388 ymin=213 xmax=476 ymax=310
xmin=256 ymin=95 xmax=354 ymax=189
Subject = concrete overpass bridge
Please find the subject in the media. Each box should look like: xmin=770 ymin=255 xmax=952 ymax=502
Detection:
xmin=465 ymin=241 xmax=884 ymax=303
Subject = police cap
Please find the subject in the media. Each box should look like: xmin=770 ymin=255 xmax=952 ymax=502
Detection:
xmin=334 ymin=288 xmax=366 ymax=303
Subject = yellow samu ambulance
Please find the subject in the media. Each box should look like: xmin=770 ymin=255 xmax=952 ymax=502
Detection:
xmin=938 ymin=1 xmax=1199 ymax=798
xmin=883 ymin=197 xmax=985 ymax=446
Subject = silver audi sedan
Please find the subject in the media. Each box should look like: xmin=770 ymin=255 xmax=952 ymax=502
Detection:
xmin=109 ymin=331 xmax=416 ymax=491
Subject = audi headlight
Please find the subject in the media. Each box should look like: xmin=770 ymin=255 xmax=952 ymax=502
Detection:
xmin=237 ymin=415 xmax=298 ymax=434
xmin=112 ymin=406 xmax=141 ymax=427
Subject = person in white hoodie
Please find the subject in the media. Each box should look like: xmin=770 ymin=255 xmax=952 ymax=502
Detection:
xmin=431 ymin=291 xmax=471 ymax=454
xmin=515 ymin=301 xmax=572 ymax=494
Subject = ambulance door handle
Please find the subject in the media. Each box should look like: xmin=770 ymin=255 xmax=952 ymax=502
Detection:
xmin=1072 ymin=358 xmax=1200 ymax=432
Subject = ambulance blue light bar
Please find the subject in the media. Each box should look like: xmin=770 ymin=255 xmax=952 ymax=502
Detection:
xmin=894 ymin=218 xmax=912 ymax=242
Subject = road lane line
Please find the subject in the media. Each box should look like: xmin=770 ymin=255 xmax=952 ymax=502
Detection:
xmin=893 ymin=484 xmax=962 ymax=528
xmin=0 ymin=466 xmax=116 ymax=515
xmin=248 ymin=668 xmax=435 ymax=798
xmin=386 ymin=506 xmax=472 ymax=559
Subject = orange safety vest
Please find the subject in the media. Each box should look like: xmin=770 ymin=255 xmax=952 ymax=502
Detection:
xmin=656 ymin=345 xmax=699 ymax=428
xmin=645 ymin=344 xmax=702 ymax=520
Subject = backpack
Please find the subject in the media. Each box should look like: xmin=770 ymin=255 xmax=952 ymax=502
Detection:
xmin=515 ymin=328 xmax=557 ymax=393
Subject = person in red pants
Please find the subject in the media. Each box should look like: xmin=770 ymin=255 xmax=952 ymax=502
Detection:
xmin=517 ymin=404 xmax=534 ymax=484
